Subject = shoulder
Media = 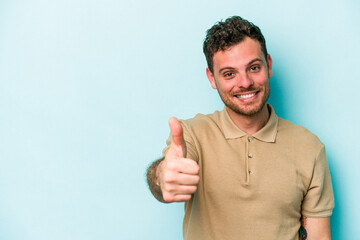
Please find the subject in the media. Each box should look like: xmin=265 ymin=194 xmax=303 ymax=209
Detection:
xmin=277 ymin=118 xmax=324 ymax=152
xmin=175 ymin=111 xmax=224 ymax=161
xmin=179 ymin=110 xmax=223 ymax=135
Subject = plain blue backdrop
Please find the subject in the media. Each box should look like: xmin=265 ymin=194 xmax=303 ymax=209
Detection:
xmin=0 ymin=0 xmax=359 ymax=239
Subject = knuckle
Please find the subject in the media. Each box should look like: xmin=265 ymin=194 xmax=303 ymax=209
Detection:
xmin=165 ymin=160 xmax=178 ymax=171
xmin=163 ymin=172 xmax=176 ymax=183
xmin=162 ymin=183 xmax=173 ymax=192
xmin=163 ymin=193 xmax=174 ymax=202
xmin=162 ymin=172 xmax=170 ymax=181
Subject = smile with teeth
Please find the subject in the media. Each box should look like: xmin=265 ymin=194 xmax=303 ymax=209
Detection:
xmin=235 ymin=92 xmax=257 ymax=99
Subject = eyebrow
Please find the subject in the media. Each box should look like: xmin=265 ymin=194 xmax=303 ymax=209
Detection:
xmin=218 ymin=58 xmax=265 ymax=74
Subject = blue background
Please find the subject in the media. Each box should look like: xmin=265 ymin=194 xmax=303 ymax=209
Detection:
xmin=0 ymin=0 xmax=359 ymax=239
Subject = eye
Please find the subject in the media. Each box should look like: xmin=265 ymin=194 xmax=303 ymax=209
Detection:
xmin=224 ymin=72 xmax=234 ymax=79
xmin=249 ymin=65 xmax=261 ymax=72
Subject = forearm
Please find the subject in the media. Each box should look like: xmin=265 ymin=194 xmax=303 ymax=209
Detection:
xmin=301 ymin=216 xmax=331 ymax=240
xmin=146 ymin=158 xmax=167 ymax=203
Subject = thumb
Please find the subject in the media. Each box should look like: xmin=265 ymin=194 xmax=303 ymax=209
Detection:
xmin=169 ymin=117 xmax=186 ymax=157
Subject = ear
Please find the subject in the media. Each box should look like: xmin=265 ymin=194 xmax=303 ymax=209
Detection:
xmin=267 ymin=54 xmax=273 ymax=78
xmin=206 ymin=68 xmax=217 ymax=89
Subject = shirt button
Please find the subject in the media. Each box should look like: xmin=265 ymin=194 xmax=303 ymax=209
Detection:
xmin=249 ymin=170 xmax=253 ymax=174
xmin=248 ymin=153 xmax=253 ymax=158
xmin=248 ymin=137 xmax=253 ymax=142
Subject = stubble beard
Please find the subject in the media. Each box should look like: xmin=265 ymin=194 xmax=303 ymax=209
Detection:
xmin=219 ymin=81 xmax=270 ymax=117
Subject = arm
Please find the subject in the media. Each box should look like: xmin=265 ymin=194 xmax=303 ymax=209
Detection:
xmin=300 ymin=216 xmax=331 ymax=240
xmin=300 ymin=145 xmax=334 ymax=239
xmin=146 ymin=158 xmax=166 ymax=203
xmin=146 ymin=117 xmax=199 ymax=203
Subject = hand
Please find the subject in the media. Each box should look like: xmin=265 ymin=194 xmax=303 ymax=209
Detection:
xmin=157 ymin=117 xmax=200 ymax=202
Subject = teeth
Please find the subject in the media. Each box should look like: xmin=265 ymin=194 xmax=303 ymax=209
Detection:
xmin=236 ymin=93 xmax=256 ymax=99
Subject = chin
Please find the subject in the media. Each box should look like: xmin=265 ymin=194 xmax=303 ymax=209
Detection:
xmin=226 ymin=100 xmax=267 ymax=116
xmin=235 ymin=106 xmax=265 ymax=116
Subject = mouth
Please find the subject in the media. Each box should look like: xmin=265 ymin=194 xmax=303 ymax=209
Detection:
xmin=235 ymin=91 xmax=259 ymax=100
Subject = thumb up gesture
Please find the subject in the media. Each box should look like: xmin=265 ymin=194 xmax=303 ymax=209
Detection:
xmin=157 ymin=117 xmax=200 ymax=202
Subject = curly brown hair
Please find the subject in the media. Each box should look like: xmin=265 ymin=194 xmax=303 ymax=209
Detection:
xmin=203 ymin=16 xmax=268 ymax=73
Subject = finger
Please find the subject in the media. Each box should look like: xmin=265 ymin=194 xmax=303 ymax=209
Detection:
xmin=174 ymin=184 xmax=198 ymax=195
xmin=171 ymin=194 xmax=192 ymax=202
xmin=172 ymin=173 xmax=200 ymax=185
xmin=163 ymin=182 xmax=197 ymax=194
xmin=178 ymin=158 xmax=200 ymax=175
xmin=163 ymin=194 xmax=192 ymax=202
xmin=168 ymin=117 xmax=186 ymax=157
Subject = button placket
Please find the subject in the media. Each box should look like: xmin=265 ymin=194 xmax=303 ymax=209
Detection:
xmin=245 ymin=135 xmax=254 ymax=185
xmin=247 ymin=136 xmax=254 ymax=180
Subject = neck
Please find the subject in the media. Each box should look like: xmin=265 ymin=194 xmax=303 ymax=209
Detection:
xmin=226 ymin=105 xmax=270 ymax=135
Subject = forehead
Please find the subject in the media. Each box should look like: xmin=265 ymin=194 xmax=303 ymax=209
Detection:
xmin=212 ymin=37 xmax=265 ymax=71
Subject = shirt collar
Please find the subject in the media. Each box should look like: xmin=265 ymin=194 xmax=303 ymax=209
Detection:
xmin=220 ymin=104 xmax=278 ymax=143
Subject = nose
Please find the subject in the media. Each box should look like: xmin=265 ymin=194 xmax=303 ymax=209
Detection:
xmin=236 ymin=72 xmax=254 ymax=89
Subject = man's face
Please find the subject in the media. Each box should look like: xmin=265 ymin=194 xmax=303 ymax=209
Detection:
xmin=206 ymin=37 xmax=273 ymax=116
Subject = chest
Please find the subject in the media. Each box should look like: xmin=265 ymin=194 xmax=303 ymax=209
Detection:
xmin=197 ymin=137 xmax=312 ymax=212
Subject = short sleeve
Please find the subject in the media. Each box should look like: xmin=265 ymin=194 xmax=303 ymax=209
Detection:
xmin=301 ymin=145 xmax=335 ymax=217
xmin=162 ymin=120 xmax=199 ymax=162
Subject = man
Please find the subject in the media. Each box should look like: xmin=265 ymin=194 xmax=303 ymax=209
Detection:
xmin=146 ymin=16 xmax=334 ymax=240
